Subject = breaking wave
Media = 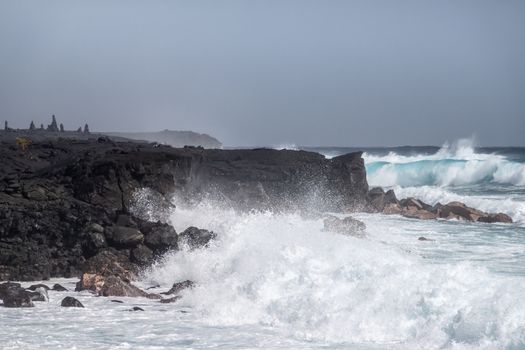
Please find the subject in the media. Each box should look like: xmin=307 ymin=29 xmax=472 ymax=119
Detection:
xmin=144 ymin=202 xmax=525 ymax=349
xmin=365 ymin=139 xmax=525 ymax=187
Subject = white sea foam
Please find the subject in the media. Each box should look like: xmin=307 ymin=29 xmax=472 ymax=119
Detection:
xmin=272 ymin=143 xmax=299 ymax=151
xmin=142 ymin=203 xmax=525 ymax=349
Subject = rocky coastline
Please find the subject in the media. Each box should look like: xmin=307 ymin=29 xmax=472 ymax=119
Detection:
xmin=0 ymin=136 xmax=512 ymax=307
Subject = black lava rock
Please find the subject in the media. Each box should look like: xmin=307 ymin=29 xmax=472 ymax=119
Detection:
xmin=61 ymin=296 xmax=84 ymax=308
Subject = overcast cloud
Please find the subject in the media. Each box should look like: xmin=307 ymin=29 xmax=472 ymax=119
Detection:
xmin=0 ymin=0 xmax=524 ymax=146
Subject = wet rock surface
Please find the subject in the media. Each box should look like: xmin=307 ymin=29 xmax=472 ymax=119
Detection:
xmin=179 ymin=227 xmax=216 ymax=249
xmin=366 ymin=188 xmax=512 ymax=224
xmin=0 ymin=282 xmax=34 ymax=307
xmin=323 ymin=215 xmax=366 ymax=236
xmin=162 ymin=280 xmax=195 ymax=295
xmin=61 ymin=296 xmax=84 ymax=307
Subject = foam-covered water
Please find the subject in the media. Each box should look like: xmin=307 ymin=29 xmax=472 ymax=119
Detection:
xmin=144 ymin=206 xmax=525 ymax=349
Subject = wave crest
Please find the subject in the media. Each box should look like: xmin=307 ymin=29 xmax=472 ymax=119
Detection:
xmin=365 ymin=139 xmax=525 ymax=187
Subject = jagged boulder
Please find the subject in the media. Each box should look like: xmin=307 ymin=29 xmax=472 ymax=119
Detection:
xmin=76 ymin=250 xmax=159 ymax=299
xmin=367 ymin=187 xmax=400 ymax=213
xmin=478 ymin=213 xmax=513 ymax=223
xmin=79 ymin=250 xmax=136 ymax=281
xmin=98 ymin=275 xmax=152 ymax=298
xmin=179 ymin=227 xmax=216 ymax=249
xmin=130 ymin=244 xmax=154 ymax=266
xmin=323 ymin=215 xmax=366 ymax=236
xmin=139 ymin=220 xmax=178 ymax=254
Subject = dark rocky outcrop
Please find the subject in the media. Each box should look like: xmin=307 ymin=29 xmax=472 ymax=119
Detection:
xmin=0 ymin=138 xmax=369 ymax=281
xmin=61 ymin=296 xmax=84 ymax=307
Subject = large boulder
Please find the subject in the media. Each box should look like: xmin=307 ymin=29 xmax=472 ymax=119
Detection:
xmin=79 ymin=250 xmax=136 ymax=281
xmin=368 ymin=187 xmax=400 ymax=213
xmin=401 ymin=207 xmax=437 ymax=220
xmin=179 ymin=227 xmax=216 ymax=249
xmin=76 ymin=250 xmax=137 ymax=293
xmin=435 ymin=202 xmax=512 ymax=223
xmin=97 ymin=275 xmax=160 ymax=299
xmin=76 ymin=250 xmax=159 ymax=299
xmin=52 ymin=283 xmax=68 ymax=291
xmin=435 ymin=201 xmax=483 ymax=221
xmin=478 ymin=213 xmax=513 ymax=223
xmin=323 ymin=215 xmax=366 ymax=236
xmin=1 ymin=284 xmax=34 ymax=307
xmin=139 ymin=220 xmax=178 ymax=254
xmin=0 ymin=282 xmax=21 ymax=300
xmin=130 ymin=244 xmax=154 ymax=266
xmin=108 ymin=226 xmax=144 ymax=248
xmin=61 ymin=296 xmax=84 ymax=308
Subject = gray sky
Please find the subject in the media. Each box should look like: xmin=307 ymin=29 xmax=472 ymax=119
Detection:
xmin=1 ymin=1 xmax=524 ymax=147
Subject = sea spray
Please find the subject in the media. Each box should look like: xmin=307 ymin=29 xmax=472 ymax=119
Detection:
xmin=143 ymin=201 xmax=525 ymax=349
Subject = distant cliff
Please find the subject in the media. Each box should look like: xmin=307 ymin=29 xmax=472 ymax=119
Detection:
xmin=105 ymin=130 xmax=222 ymax=149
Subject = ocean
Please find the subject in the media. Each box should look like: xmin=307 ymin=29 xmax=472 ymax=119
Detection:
xmin=2 ymin=139 xmax=524 ymax=349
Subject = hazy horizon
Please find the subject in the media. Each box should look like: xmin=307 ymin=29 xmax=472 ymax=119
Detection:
xmin=1 ymin=1 xmax=524 ymax=147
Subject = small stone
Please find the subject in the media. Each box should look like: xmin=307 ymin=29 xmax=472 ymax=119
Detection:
xmin=52 ymin=284 xmax=68 ymax=291
xmin=61 ymin=296 xmax=84 ymax=308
